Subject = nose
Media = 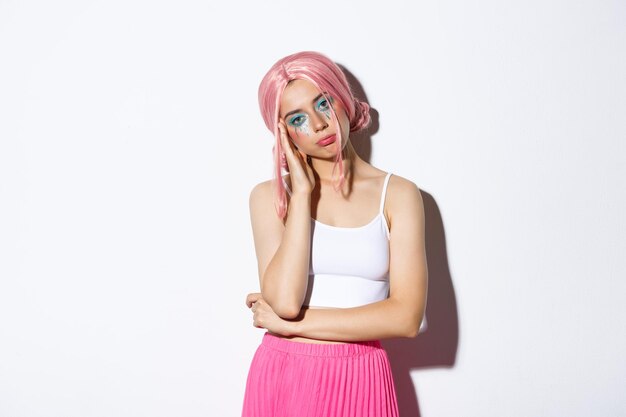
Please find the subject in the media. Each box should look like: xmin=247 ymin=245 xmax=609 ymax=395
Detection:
xmin=311 ymin=111 xmax=329 ymax=133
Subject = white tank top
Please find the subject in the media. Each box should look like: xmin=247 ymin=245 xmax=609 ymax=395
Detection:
xmin=283 ymin=172 xmax=428 ymax=332
xmin=284 ymin=172 xmax=393 ymax=308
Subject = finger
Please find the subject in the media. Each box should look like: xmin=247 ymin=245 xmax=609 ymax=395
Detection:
xmin=278 ymin=122 xmax=298 ymax=161
xmin=246 ymin=293 xmax=262 ymax=308
xmin=278 ymin=121 xmax=290 ymax=148
xmin=280 ymin=131 xmax=295 ymax=161
xmin=282 ymin=134 xmax=305 ymax=165
xmin=279 ymin=128 xmax=305 ymax=163
xmin=277 ymin=125 xmax=290 ymax=160
xmin=246 ymin=293 xmax=256 ymax=307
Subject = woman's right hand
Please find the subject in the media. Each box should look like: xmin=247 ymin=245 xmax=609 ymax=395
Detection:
xmin=278 ymin=120 xmax=315 ymax=195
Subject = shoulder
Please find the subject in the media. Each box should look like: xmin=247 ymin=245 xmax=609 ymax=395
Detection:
xmin=250 ymin=178 xmax=272 ymax=199
xmin=249 ymin=178 xmax=274 ymax=211
xmin=249 ymin=176 xmax=292 ymax=225
xmin=249 ymin=174 xmax=291 ymax=205
xmin=387 ymin=173 xmax=423 ymax=200
xmin=386 ymin=173 xmax=424 ymax=224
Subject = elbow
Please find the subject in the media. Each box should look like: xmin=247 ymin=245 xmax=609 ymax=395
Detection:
xmin=391 ymin=297 xmax=425 ymax=338
xmin=260 ymin=275 xmax=305 ymax=319
xmin=403 ymin=324 xmax=418 ymax=339
xmin=273 ymin=303 xmax=302 ymax=319
xmin=403 ymin=314 xmax=425 ymax=339
xmin=261 ymin=289 xmax=302 ymax=319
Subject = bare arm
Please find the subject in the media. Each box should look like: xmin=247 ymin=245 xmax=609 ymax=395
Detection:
xmin=249 ymin=180 xmax=312 ymax=319
xmin=287 ymin=177 xmax=428 ymax=340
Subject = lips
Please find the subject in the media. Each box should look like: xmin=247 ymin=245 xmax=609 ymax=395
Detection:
xmin=317 ymin=134 xmax=336 ymax=146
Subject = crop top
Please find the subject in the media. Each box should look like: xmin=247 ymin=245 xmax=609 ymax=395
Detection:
xmin=281 ymin=171 xmax=392 ymax=309
xmin=283 ymin=172 xmax=428 ymax=333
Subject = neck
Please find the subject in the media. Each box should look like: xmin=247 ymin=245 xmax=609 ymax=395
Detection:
xmin=310 ymin=140 xmax=360 ymax=184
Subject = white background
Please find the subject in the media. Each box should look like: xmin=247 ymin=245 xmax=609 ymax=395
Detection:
xmin=1 ymin=1 xmax=624 ymax=416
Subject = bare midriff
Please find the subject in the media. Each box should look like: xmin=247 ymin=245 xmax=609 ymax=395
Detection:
xmin=271 ymin=306 xmax=350 ymax=344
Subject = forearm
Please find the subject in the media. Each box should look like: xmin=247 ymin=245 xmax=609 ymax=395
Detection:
xmin=289 ymin=297 xmax=421 ymax=342
xmin=262 ymin=193 xmax=311 ymax=317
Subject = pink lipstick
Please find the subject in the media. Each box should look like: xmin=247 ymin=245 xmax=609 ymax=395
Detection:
xmin=317 ymin=134 xmax=336 ymax=146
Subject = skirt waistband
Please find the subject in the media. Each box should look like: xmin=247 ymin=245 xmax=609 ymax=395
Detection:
xmin=261 ymin=332 xmax=383 ymax=357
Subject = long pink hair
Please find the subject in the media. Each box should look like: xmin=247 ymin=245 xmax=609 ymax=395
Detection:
xmin=258 ymin=51 xmax=371 ymax=220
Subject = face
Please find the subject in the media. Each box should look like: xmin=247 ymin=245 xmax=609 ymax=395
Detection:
xmin=279 ymin=79 xmax=350 ymax=158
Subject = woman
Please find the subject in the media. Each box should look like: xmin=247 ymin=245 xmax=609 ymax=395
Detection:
xmin=241 ymin=51 xmax=428 ymax=417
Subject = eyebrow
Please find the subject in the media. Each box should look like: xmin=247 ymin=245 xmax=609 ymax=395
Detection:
xmin=282 ymin=92 xmax=328 ymax=120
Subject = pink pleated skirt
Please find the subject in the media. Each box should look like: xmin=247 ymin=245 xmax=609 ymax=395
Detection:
xmin=241 ymin=331 xmax=399 ymax=417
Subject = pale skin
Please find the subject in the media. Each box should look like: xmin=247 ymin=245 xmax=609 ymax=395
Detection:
xmin=245 ymin=79 xmax=428 ymax=344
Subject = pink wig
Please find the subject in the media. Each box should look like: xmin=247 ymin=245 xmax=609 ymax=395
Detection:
xmin=258 ymin=51 xmax=371 ymax=220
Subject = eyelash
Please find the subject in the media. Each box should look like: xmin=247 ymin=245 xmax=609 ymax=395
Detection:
xmin=316 ymin=97 xmax=333 ymax=111
xmin=287 ymin=96 xmax=334 ymax=127
xmin=289 ymin=115 xmax=306 ymax=127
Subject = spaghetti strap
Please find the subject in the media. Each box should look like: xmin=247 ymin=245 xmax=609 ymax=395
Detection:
xmin=379 ymin=172 xmax=392 ymax=214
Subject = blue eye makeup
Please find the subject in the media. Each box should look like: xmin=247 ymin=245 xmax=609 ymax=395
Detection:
xmin=316 ymin=96 xmax=334 ymax=112
xmin=285 ymin=94 xmax=334 ymax=134
xmin=288 ymin=114 xmax=307 ymax=127
xmin=288 ymin=114 xmax=311 ymax=137
xmin=317 ymin=96 xmax=334 ymax=120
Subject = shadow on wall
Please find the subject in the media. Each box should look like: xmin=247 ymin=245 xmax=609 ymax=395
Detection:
xmin=341 ymin=65 xmax=460 ymax=417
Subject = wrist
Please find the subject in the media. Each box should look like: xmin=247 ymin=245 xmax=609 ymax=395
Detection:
xmin=290 ymin=191 xmax=311 ymax=201
xmin=286 ymin=193 xmax=311 ymax=218
xmin=283 ymin=319 xmax=300 ymax=337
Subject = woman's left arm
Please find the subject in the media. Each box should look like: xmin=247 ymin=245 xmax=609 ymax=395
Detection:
xmin=245 ymin=178 xmax=428 ymax=341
